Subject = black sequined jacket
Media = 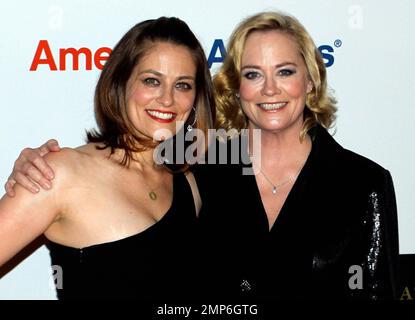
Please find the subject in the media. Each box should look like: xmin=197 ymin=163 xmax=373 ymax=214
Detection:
xmin=196 ymin=125 xmax=399 ymax=300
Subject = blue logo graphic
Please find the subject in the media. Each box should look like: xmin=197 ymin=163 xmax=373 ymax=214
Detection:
xmin=207 ymin=39 xmax=342 ymax=69
xmin=207 ymin=39 xmax=227 ymax=69
xmin=318 ymin=45 xmax=335 ymax=67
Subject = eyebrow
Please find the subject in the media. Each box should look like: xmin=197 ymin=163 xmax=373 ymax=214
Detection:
xmin=137 ymin=69 xmax=195 ymax=81
xmin=241 ymin=62 xmax=298 ymax=70
xmin=138 ymin=69 xmax=163 ymax=77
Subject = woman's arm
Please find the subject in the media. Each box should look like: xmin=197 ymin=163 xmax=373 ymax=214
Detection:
xmin=0 ymin=151 xmax=66 ymax=267
xmin=5 ymin=139 xmax=61 ymax=196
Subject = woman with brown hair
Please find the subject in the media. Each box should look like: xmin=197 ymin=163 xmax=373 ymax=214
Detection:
xmin=0 ymin=16 xmax=214 ymax=299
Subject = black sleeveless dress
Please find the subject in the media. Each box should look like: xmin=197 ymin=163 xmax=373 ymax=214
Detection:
xmin=47 ymin=173 xmax=198 ymax=300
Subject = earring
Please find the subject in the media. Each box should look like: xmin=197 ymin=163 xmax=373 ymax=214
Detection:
xmin=235 ymin=93 xmax=240 ymax=99
xmin=187 ymin=107 xmax=197 ymax=132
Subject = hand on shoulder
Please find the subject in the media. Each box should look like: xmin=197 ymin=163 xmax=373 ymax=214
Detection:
xmin=42 ymin=147 xmax=85 ymax=187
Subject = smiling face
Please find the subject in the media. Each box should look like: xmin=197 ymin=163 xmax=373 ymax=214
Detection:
xmin=126 ymin=42 xmax=197 ymax=140
xmin=239 ymin=30 xmax=313 ymax=134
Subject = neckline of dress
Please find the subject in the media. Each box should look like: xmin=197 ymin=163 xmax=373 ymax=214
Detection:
xmin=47 ymin=173 xmax=182 ymax=251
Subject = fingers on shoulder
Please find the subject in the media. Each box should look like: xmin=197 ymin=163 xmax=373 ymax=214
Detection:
xmin=43 ymin=148 xmax=80 ymax=179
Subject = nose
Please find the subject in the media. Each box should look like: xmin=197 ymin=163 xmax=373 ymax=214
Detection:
xmin=261 ymin=77 xmax=280 ymax=96
xmin=156 ymin=86 xmax=174 ymax=107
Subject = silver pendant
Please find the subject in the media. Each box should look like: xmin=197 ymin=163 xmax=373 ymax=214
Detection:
xmin=272 ymin=187 xmax=277 ymax=195
xmin=149 ymin=191 xmax=157 ymax=200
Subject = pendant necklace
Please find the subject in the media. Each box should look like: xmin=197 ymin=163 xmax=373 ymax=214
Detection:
xmin=250 ymin=155 xmax=297 ymax=196
xmin=142 ymin=176 xmax=157 ymax=201
xmin=138 ymin=153 xmax=158 ymax=201
xmin=259 ymin=169 xmax=295 ymax=195
xmin=249 ymin=137 xmax=310 ymax=196
xmin=147 ymin=188 xmax=157 ymax=201
xmin=250 ymin=156 xmax=301 ymax=196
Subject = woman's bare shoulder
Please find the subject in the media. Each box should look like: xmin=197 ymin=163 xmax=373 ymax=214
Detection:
xmin=45 ymin=146 xmax=85 ymax=167
xmin=46 ymin=143 xmax=107 ymax=164
xmin=74 ymin=142 xmax=107 ymax=155
xmin=43 ymin=145 xmax=100 ymax=183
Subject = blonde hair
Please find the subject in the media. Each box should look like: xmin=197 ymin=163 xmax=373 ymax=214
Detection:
xmin=213 ymin=11 xmax=337 ymax=139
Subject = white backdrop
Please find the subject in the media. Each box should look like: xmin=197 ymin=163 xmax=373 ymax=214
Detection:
xmin=1 ymin=0 xmax=414 ymax=299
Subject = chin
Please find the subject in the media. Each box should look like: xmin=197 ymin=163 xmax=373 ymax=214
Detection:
xmin=256 ymin=120 xmax=284 ymax=130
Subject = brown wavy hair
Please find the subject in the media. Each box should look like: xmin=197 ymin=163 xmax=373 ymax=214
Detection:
xmin=87 ymin=17 xmax=215 ymax=168
xmin=213 ymin=11 xmax=336 ymax=139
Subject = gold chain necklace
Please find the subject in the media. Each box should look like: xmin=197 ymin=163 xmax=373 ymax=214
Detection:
xmin=138 ymin=153 xmax=158 ymax=201
xmin=143 ymin=179 xmax=157 ymax=201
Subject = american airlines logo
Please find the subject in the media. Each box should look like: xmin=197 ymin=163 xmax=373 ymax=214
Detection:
xmin=29 ymin=40 xmax=112 ymax=71
xmin=29 ymin=39 xmax=340 ymax=71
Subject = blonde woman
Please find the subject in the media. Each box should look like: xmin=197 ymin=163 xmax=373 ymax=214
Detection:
xmin=197 ymin=11 xmax=398 ymax=300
